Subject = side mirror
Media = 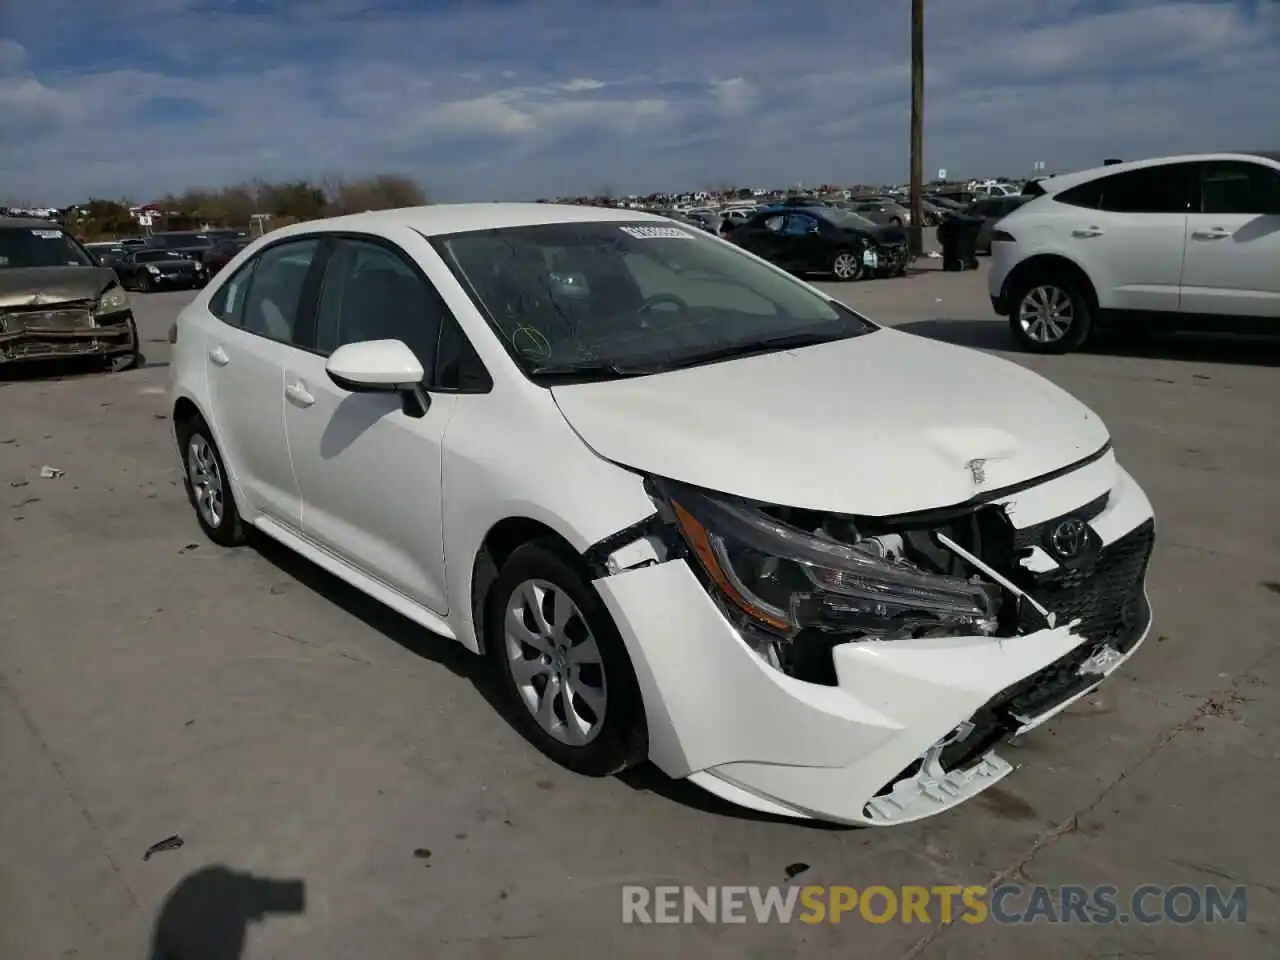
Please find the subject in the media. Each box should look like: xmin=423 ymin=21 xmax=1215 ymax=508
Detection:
xmin=326 ymin=339 xmax=430 ymax=418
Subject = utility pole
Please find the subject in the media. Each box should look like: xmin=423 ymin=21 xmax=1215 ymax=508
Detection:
xmin=908 ymin=0 xmax=924 ymax=257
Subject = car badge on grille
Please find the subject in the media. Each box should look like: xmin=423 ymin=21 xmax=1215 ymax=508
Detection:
xmin=1048 ymin=517 xmax=1088 ymax=560
xmin=965 ymin=458 xmax=986 ymax=485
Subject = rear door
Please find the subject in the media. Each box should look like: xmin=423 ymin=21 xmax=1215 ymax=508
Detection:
xmin=1052 ymin=162 xmax=1192 ymax=313
xmin=1180 ymin=160 xmax=1280 ymax=318
xmin=202 ymin=237 xmax=322 ymax=530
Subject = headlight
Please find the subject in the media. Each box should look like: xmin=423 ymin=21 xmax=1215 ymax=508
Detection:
xmin=654 ymin=479 xmax=1000 ymax=642
xmin=95 ymin=284 xmax=130 ymax=316
xmin=147 ymin=264 xmax=161 ymax=274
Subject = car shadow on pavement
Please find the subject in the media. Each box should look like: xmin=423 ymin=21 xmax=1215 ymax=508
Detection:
xmin=0 ymin=354 xmax=163 ymax=382
xmin=249 ymin=534 xmax=853 ymax=829
xmin=895 ymin=318 xmax=1280 ymax=367
xmin=147 ymin=865 xmax=305 ymax=960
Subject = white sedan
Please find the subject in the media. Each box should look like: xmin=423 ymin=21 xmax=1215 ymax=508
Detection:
xmin=167 ymin=203 xmax=1156 ymax=825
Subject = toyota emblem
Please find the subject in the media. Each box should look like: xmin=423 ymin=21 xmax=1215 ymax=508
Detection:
xmin=1048 ymin=517 xmax=1088 ymax=560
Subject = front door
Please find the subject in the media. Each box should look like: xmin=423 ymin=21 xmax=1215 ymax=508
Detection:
xmin=1180 ymin=160 xmax=1280 ymax=318
xmin=283 ymin=235 xmax=455 ymax=614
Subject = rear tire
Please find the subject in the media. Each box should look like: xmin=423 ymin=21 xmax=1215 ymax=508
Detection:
xmin=176 ymin=414 xmax=246 ymax=547
xmin=485 ymin=540 xmax=647 ymax=777
xmin=1008 ymin=272 xmax=1093 ymax=354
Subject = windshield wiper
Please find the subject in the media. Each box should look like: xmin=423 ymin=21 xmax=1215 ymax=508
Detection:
xmin=529 ymin=359 xmax=665 ymax=379
xmin=655 ymin=329 xmax=852 ymax=371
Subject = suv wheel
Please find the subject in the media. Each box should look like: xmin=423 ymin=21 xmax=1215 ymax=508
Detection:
xmin=486 ymin=541 xmax=647 ymax=777
xmin=1009 ymin=274 xmax=1093 ymax=354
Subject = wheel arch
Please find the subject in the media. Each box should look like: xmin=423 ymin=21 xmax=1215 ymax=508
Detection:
xmin=1004 ymin=253 xmax=1100 ymax=314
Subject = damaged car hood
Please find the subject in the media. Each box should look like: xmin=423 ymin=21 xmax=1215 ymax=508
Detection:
xmin=0 ymin=267 xmax=118 ymax=308
xmin=550 ymin=329 xmax=1112 ymax=516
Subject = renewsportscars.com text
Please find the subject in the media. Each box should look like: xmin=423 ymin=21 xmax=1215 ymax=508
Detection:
xmin=621 ymin=884 xmax=1249 ymax=925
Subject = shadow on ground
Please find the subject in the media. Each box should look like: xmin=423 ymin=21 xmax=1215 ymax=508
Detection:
xmin=0 ymin=354 xmax=161 ymax=383
xmin=896 ymin=318 xmax=1280 ymax=367
xmin=148 ymin=865 xmax=305 ymax=960
xmin=250 ymin=534 xmax=851 ymax=829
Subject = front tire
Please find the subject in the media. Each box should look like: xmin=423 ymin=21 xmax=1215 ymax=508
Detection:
xmin=137 ymin=273 xmax=153 ymax=293
xmin=176 ymin=415 xmax=246 ymax=547
xmin=486 ymin=541 xmax=647 ymax=777
xmin=831 ymin=247 xmax=864 ymax=281
xmin=1008 ymin=273 xmax=1093 ymax=354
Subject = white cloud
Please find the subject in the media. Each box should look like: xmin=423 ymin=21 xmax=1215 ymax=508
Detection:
xmin=0 ymin=0 xmax=1276 ymax=203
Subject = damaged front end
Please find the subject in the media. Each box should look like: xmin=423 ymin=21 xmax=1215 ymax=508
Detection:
xmin=0 ymin=289 xmax=137 ymax=365
xmin=587 ymin=470 xmax=1154 ymax=824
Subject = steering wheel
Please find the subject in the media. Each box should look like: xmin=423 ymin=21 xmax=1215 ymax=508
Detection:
xmin=635 ymin=293 xmax=688 ymax=315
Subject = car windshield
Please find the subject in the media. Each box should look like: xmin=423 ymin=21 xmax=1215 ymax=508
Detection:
xmin=435 ymin=220 xmax=878 ymax=383
xmin=0 ymin=227 xmax=96 ymax=268
xmin=135 ymin=250 xmax=185 ymax=263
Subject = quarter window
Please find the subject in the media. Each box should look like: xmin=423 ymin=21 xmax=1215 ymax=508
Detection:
xmin=208 ymin=259 xmax=257 ymax=326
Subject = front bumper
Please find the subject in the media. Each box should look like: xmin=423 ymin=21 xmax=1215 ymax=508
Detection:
xmin=0 ymin=308 xmax=136 ymax=363
xmin=871 ymin=242 xmax=912 ymax=276
xmin=594 ymin=457 xmax=1155 ymax=826
xmin=146 ymin=270 xmax=203 ymax=289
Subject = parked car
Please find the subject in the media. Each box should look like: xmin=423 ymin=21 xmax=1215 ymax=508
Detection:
xmin=115 ymin=248 xmax=207 ymax=292
xmin=990 ymin=151 xmax=1280 ymax=353
xmin=732 ymin=205 xmax=911 ymax=280
xmin=0 ymin=217 xmax=139 ymax=370
xmin=202 ymin=238 xmax=250 ymax=276
xmin=85 ymin=241 xmax=127 ymax=266
xmin=964 ymin=195 xmax=1034 ymax=254
xmin=169 ymin=204 xmax=1157 ymax=826
xmin=146 ymin=231 xmax=216 ymax=261
xmin=848 ymin=198 xmax=912 ymax=227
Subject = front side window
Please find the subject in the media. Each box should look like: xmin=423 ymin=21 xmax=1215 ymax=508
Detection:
xmin=0 ymin=226 xmax=96 ymax=268
xmin=313 ymin=238 xmax=444 ymax=374
xmin=1197 ymin=161 xmax=1280 ymax=215
xmin=435 ymin=220 xmax=877 ymax=383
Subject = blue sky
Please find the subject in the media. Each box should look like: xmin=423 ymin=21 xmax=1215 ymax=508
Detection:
xmin=1 ymin=0 xmax=1277 ymax=204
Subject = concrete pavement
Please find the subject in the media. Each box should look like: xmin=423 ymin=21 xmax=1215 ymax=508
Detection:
xmin=2 ymin=267 xmax=1277 ymax=958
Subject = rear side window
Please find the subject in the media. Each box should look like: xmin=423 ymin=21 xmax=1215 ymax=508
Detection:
xmin=1066 ymin=165 xmax=1192 ymax=214
xmin=208 ymin=260 xmax=256 ymax=325
xmin=235 ymin=239 xmax=322 ymax=343
xmin=1196 ymin=161 xmax=1280 ymax=215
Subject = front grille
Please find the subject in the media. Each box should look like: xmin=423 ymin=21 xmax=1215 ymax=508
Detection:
xmin=1012 ymin=493 xmax=1110 ymax=550
xmin=1027 ymin=518 xmax=1155 ymax=649
xmin=2 ymin=307 xmax=94 ymax=333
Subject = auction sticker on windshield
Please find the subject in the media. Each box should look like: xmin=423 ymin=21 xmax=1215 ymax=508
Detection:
xmin=31 ymin=230 xmax=63 ymax=239
xmin=620 ymin=226 xmax=694 ymax=240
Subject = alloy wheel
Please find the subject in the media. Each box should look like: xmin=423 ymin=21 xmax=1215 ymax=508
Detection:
xmin=186 ymin=434 xmax=224 ymax=529
xmin=832 ymin=251 xmax=862 ymax=281
xmin=1018 ymin=284 xmax=1075 ymax=344
xmin=504 ymin=579 xmax=607 ymax=746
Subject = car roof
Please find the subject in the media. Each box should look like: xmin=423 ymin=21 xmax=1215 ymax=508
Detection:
xmin=268 ymin=203 xmax=674 ymax=242
xmin=0 ymin=216 xmax=62 ymax=230
xmin=1035 ymin=151 xmax=1280 ymax=195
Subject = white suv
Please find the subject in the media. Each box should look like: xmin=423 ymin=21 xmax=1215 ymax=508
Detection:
xmin=989 ymin=152 xmax=1280 ymax=353
xmin=168 ymin=204 xmax=1156 ymax=826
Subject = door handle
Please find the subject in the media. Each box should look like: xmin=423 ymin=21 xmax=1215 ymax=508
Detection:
xmin=285 ymin=382 xmax=315 ymax=407
xmin=1191 ymin=228 xmax=1230 ymax=239
xmin=208 ymin=346 xmax=230 ymax=366
xmin=1071 ymin=227 xmax=1105 ymax=238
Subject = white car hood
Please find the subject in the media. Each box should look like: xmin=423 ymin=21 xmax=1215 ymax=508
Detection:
xmin=549 ymin=329 xmax=1111 ymax=516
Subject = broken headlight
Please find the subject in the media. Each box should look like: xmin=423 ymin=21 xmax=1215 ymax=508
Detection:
xmin=95 ymin=284 xmax=130 ymax=317
xmin=654 ymin=479 xmax=1000 ymax=642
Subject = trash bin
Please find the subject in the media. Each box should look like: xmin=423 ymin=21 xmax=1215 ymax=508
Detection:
xmin=938 ymin=214 xmax=982 ymax=271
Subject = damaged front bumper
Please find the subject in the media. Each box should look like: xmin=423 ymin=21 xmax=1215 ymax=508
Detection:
xmin=0 ymin=303 xmax=136 ymax=363
xmin=591 ymin=460 xmax=1155 ymax=826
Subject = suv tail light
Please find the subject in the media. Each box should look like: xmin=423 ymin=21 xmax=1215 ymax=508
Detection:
xmin=991 ymin=229 xmax=1016 ymax=244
